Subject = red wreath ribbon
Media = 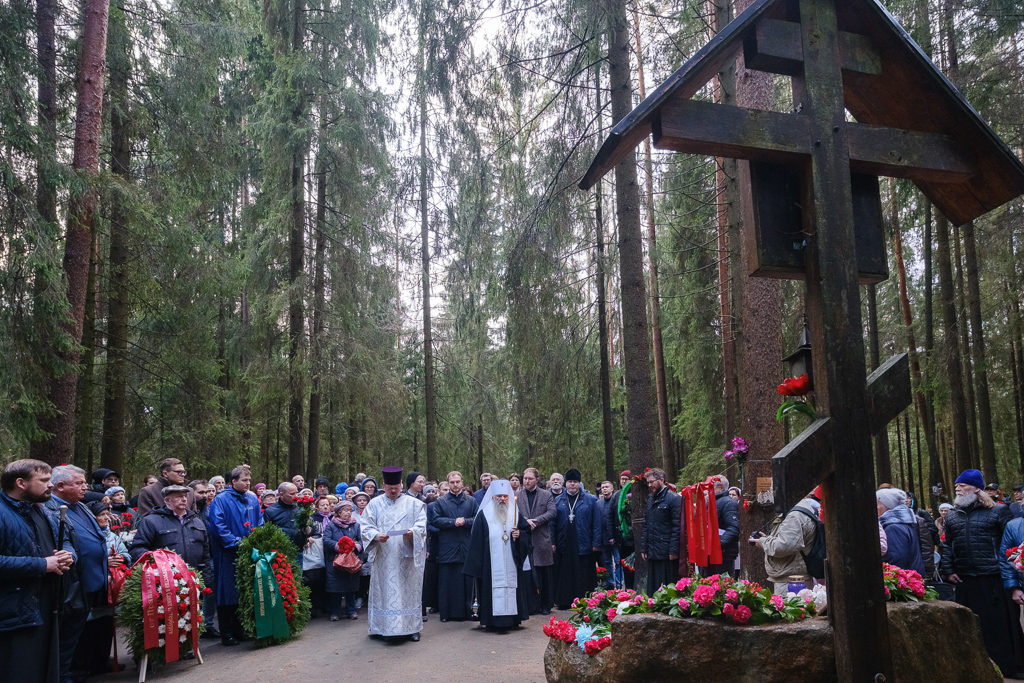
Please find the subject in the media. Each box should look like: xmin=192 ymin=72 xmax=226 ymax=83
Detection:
xmin=680 ymin=481 xmax=723 ymax=567
xmin=137 ymin=549 xmax=201 ymax=663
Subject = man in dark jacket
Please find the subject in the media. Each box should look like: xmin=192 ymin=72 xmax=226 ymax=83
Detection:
xmin=705 ymin=475 xmax=740 ymax=578
xmin=640 ymin=468 xmax=682 ymax=595
xmin=264 ymin=481 xmax=305 ymax=554
xmin=136 ymin=459 xmax=195 ymax=519
xmin=130 ymin=486 xmax=213 ymax=587
xmin=1 ymin=460 xmax=76 ymax=683
xmin=943 ymin=468 xmax=1023 ymax=678
xmin=517 ymin=467 xmax=557 ymax=614
xmin=82 ymin=468 xmax=120 ymax=505
xmin=430 ymin=471 xmax=479 ymax=621
xmin=595 ymin=481 xmax=616 ymax=588
xmin=552 ymin=469 xmax=602 ymax=609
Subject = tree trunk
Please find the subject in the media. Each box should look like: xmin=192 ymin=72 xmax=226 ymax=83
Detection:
xmin=735 ymin=0 xmax=783 ymax=585
xmin=307 ymin=117 xmax=327 ymax=484
xmin=34 ymin=0 xmax=57 ymax=265
xmin=951 ymin=221 xmax=979 ymax=467
xmin=419 ymin=23 xmax=437 ymax=482
xmin=74 ymin=232 xmax=99 ymax=467
xmin=923 ymin=200 xmax=945 ymax=505
xmin=1011 ymin=336 xmax=1024 ymax=478
xmin=101 ymin=0 xmax=130 ymax=474
xmin=631 ymin=6 xmax=674 ymax=478
xmin=961 ymin=220 xmax=997 ymax=481
xmin=934 ymin=210 xmax=972 ymax=474
xmin=607 ymin=0 xmax=656 ymax=584
xmin=866 ymin=283 xmax=891 ymax=483
xmin=30 ymin=0 xmax=110 ymax=464
xmin=286 ymin=0 xmax=307 ymax=479
xmin=594 ymin=63 xmax=616 ymax=483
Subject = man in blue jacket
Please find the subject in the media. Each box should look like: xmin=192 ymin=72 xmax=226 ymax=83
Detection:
xmin=876 ymin=487 xmax=925 ymax=576
xmin=0 ymin=459 xmax=75 ymax=683
xmin=51 ymin=465 xmax=125 ymax=681
xmin=207 ymin=466 xmax=262 ymax=646
xmin=552 ymin=469 xmax=602 ymax=609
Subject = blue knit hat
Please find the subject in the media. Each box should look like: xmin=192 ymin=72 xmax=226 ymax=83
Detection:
xmin=335 ymin=482 xmax=348 ymax=495
xmin=955 ymin=468 xmax=985 ymax=490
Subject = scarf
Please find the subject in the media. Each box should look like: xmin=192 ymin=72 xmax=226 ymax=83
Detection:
xmin=331 ymin=515 xmax=357 ymax=529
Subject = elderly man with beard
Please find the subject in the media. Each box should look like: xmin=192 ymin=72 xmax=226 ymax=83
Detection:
xmin=464 ymin=479 xmax=532 ymax=630
xmin=943 ymin=468 xmax=1024 ymax=678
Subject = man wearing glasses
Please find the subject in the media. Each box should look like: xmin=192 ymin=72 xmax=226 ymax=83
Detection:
xmin=136 ymin=458 xmax=196 ymax=519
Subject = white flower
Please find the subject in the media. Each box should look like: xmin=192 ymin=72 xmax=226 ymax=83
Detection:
xmin=158 ymin=624 xmax=165 ymax=634
xmin=157 ymin=606 xmax=164 ymax=614
xmin=178 ymin=618 xmax=186 ymax=628
xmin=158 ymin=638 xmax=165 ymax=647
xmin=179 ymin=634 xmax=187 ymax=643
xmin=184 ymin=623 xmax=192 ymax=631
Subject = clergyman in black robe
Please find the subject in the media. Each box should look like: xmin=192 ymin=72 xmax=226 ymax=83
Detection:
xmin=463 ymin=479 xmax=531 ymax=630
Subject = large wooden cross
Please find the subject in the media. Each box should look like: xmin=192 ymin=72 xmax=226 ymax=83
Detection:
xmin=580 ymin=0 xmax=1024 ymax=681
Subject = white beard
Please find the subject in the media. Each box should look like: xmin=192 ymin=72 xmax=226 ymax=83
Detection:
xmin=494 ymin=501 xmax=509 ymax=526
xmin=954 ymin=492 xmax=978 ymax=508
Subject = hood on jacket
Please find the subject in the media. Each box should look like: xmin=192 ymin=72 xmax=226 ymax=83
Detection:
xmin=879 ymin=504 xmax=917 ymax=526
xmin=361 ymin=477 xmax=378 ymax=493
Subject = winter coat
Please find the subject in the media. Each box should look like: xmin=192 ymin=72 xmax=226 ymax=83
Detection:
xmin=916 ymin=515 xmax=935 ymax=577
xmin=879 ymin=505 xmax=925 ymax=575
xmin=430 ymin=491 xmax=479 ymax=564
xmin=136 ymin=476 xmax=196 ymax=520
xmin=640 ymin=486 xmax=682 ymax=561
xmin=207 ymin=487 xmax=262 ymax=604
xmin=516 ymin=486 xmax=556 ymax=566
xmin=941 ymin=499 xmax=1011 ymax=577
xmin=715 ymin=491 xmax=741 ymax=564
xmin=100 ymin=527 xmax=129 ymax=558
xmin=130 ymin=507 xmax=213 ymax=586
xmin=609 ymin=489 xmax=634 ymax=552
xmin=50 ymin=495 xmax=108 ymax=594
xmin=0 ymin=493 xmax=76 ymax=633
xmin=323 ymin=520 xmax=362 ymax=594
xmin=760 ymin=499 xmax=819 ymax=583
xmin=264 ymin=500 xmax=305 ymax=552
xmin=554 ymin=492 xmax=603 ymax=556
xmin=1000 ymin=517 xmax=1024 ymax=590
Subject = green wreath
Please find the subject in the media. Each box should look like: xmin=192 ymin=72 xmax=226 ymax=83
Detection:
xmin=119 ymin=556 xmax=206 ymax=665
xmin=235 ymin=524 xmax=311 ymax=646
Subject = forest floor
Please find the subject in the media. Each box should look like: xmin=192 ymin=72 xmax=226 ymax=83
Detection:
xmin=93 ymin=610 xmax=552 ymax=683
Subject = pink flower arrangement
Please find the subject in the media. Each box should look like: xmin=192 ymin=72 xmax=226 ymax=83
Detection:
xmin=693 ymin=585 xmax=716 ymax=607
xmin=881 ymin=564 xmax=935 ymax=601
xmin=675 ymin=577 xmax=691 ymax=591
xmin=734 ymin=605 xmax=752 ymax=624
xmin=725 ymin=589 xmax=739 ymax=602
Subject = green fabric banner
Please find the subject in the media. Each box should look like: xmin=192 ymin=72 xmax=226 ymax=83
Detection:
xmin=251 ymin=549 xmax=292 ymax=640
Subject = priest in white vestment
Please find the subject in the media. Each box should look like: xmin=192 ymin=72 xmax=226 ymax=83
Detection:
xmin=361 ymin=466 xmax=427 ymax=641
xmin=463 ymin=478 xmax=532 ymax=630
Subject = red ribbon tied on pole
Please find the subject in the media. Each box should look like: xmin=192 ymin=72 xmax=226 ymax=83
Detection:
xmin=136 ymin=549 xmax=202 ymax=662
xmin=681 ymin=481 xmax=723 ymax=567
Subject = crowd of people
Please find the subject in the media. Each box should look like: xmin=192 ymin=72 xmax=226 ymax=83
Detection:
xmin=5 ymin=457 xmax=1024 ymax=680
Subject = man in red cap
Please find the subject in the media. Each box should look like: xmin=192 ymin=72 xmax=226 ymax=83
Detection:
xmin=360 ymin=467 xmax=427 ymax=642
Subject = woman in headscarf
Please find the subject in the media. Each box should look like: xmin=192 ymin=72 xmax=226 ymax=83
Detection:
xmin=361 ymin=477 xmax=378 ymax=498
xmin=323 ymin=500 xmax=364 ymax=620
xmin=350 ymin=490 xmax=373 ymax=610
xmin=303 ymin=496 xmax=332 ymax=617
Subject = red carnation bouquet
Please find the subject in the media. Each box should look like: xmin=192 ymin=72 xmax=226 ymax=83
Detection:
xmin=294 ymin=495 xmax=316 ymax=533
xmin=337 ymin=536 xmax=356 ymax=554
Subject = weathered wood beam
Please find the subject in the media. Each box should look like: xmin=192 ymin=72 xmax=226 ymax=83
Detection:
xmin=771 ymin=417 xmax=833 ymax=515
xmin=744 ymin=19 xmax=882 ymax=77
xmin=866 ymin=353 xmax=912 ymax=435
xmin=654 ymin=99 xmax=974 ymax=181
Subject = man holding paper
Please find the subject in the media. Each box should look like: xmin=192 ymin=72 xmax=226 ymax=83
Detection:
xmin=360 ymin=466 xmax=427 ymax=642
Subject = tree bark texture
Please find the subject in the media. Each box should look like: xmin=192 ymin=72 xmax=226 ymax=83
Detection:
xmin=951 ymin=222 xmax=979 ymax=468
xmin=866 ymin=283 xmax=891 ymax=483
xmin=733 ymin=0 xmax=783 ymax=586
xmin=935 ymin=211 xmax=972 ymax=474
xmin=30 ymin=0 xmax=109 ymax=465
xmin=101 ymin=1 xmax=131 ymax=474
xmin=420 ymin=27 xmax=438 ymax=481
xmin=594 ymin=65 xmax=615 ymax=483
xmin=632 ymin=6 xmax=674 ymax=478
xmin=962 ymin=220 xmax=997 ymax=481
xmin=606 ymin=0 xmax=656 ymax=584
xmin=307 ymin=126 xmax=327 ymax=484
xmin=74 ymin=232 xmax=99 ymax=468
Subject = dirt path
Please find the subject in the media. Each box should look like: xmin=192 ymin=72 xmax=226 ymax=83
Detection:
xmin=94 ymin=612 xmax=555 ymax=683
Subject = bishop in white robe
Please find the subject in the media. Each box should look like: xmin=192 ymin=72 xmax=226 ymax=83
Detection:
xmin=463 ymin=478 xmax=532 ymax=630
xmin=361 ymin=466 xmax=428 ymax=641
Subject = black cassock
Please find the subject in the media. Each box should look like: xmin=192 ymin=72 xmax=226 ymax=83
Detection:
xmin=463 ymin=513 xmax=532 ymax=629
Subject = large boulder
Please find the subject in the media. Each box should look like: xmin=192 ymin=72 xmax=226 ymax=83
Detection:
xmin=544 ymin=600 xmax=1002 ymax=683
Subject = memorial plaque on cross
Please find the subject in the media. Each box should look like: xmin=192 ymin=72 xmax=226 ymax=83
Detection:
xmin=579 ymin=0 xmax=1024 ymax=680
